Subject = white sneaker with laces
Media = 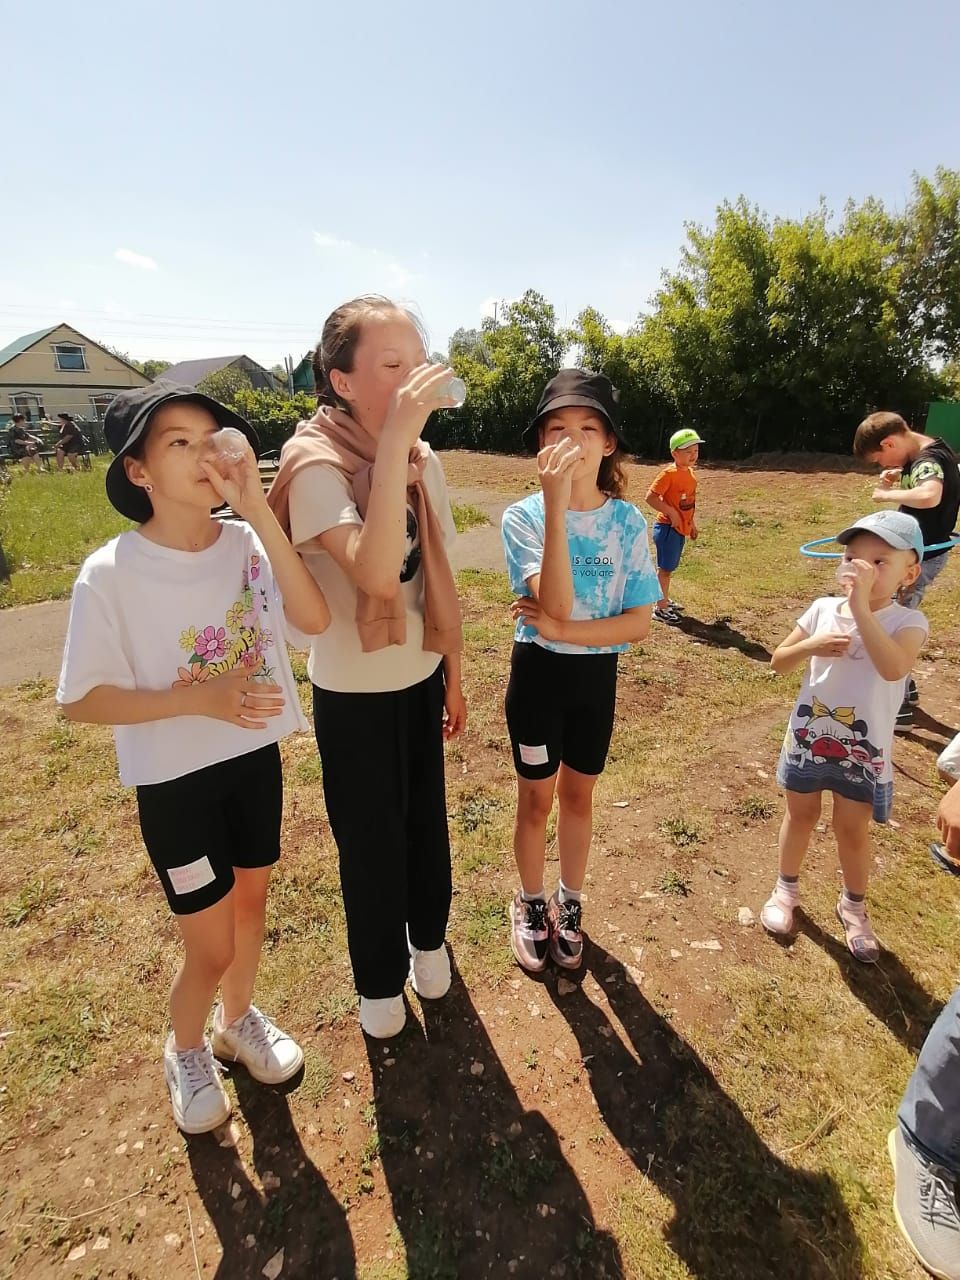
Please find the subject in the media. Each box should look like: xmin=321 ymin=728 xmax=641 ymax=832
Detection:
xmin=359 ymin=995 xmax=406 ymax=1039
xmin=164 ymin=1033 xmax=231 ymax=1134
xmin=409 ymin=943 xmax=451 ymax=999
xmin=211 ymin=1004 xmax=303 ymax=1084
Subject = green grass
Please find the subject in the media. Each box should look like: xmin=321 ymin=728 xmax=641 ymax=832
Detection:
xmin=450 ymin=502 xmax=490 ymax=533
xmin=0 ymin=461 xmax=131 ymax=606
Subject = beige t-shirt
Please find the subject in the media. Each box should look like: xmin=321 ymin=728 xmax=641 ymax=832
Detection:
xmin=288 ymin=448 xmax=457 ymax=693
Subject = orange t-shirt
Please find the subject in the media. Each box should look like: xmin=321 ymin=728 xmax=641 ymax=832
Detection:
xmin=649 ymin=464 xmax=697 ymax=536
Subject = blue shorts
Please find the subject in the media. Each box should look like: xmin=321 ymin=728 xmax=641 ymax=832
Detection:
xmin=652 ymin=523 xmax=685 ymax=573
xmin=776 ymin=743 xmax=893 ymax=824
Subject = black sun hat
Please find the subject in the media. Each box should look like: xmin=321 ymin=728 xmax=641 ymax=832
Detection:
xmin=522 ymin=369 xmax=624 ymax=450
xmin=104 ymin=381 xmax=260 ymax=522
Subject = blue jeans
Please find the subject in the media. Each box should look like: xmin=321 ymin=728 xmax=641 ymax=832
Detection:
xmin=898 ymin=986 xmax=960 ymax=1177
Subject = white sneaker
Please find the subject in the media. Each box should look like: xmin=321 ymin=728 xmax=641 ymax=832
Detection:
xmin=211 ymin=1003 xmax=304 ymax=1084
xmin=163 ymin=1034 xmax=231 ymax=1134
xmin=359 ymin=995 xmax=406 ymax=1039
xmin=409 ymin=943 xmax=451 ymax=999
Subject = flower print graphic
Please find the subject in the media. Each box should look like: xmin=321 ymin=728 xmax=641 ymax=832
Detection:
xmin=179 ymin=626 xmax=198 ymax=653
xmin=195 ymin=625 xmax=227 ymax=660
xmin=172 ymin=664 xmax=212 ymax=688
xmin=225 ymin=601 xmax=245 ymax=634
xmin=249 ymin=554 xmax=261 ymax=582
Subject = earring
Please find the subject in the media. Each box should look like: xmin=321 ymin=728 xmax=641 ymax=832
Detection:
xmin=144 ymin=483 xmax=153 ymax=493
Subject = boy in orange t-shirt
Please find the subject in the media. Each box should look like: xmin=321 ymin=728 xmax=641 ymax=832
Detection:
xmin=645 ymin=428 xmax=704 ymax=623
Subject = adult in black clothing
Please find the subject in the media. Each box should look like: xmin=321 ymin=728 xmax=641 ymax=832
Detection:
xmin=54 ymin=413 xmax=84 ymax=471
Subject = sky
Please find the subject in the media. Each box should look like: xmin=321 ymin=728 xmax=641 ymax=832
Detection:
xmin=2 ymin=0 xmax=958 ymax=370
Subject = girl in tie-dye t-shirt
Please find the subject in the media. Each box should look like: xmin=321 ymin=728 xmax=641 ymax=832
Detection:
xmin=500 ymin=370 xmax=660 ymax=977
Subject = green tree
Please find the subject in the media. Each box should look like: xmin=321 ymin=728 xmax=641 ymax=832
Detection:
xmin=897 ymin=167 xmax=960 ymax=365
xmin=230 ymin=388 xmax=316 ymax=454
xmin=196 ymin=364 xmax=253 ymax=407
xmin=141 ymin=358 xmax=173 ymax=380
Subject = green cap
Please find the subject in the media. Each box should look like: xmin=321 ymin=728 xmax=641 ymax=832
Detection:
xmin=670 ymin=428 xmax=705 ymax=451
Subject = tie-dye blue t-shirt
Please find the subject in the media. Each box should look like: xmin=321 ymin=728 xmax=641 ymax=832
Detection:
xmin=501 ymin=493 xmax=661 ymax=654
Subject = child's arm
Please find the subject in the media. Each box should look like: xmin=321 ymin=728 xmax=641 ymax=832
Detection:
xmin=317 ymin=366 xmax=456 ymax=599
xmin=645 ymin=489 xmax=682 ymax=530
xmin=532 ymin=441 xmax=581 ymax=619
xmin=62 ymin=667 xmax=285 ymax=730
xmin=510 ymin=599 xmax=653 ymax=646
xmin=202 ymin=454 xmax=330 ymax=635
xmin=872 ymin=477 xmax=942 ymax=509
xmin=770 ymin=624 xmax=852 ymax=674
xmin=845 ymin=562 xmax=927 ymax=680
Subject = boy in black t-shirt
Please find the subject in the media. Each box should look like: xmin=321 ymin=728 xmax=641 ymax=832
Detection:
xmin=854 ymin=410 xmax=960 ymax=730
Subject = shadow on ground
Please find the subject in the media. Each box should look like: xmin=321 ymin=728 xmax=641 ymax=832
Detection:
xmin=545 ymin=942 xmax=864 ymax=1280
xmin=365 ymin=962 xmax=624 ymax=1279
xmin=187 ymin=1069 xmax=357 ymax=1279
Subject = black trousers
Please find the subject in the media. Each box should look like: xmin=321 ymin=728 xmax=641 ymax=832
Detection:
xmin=312 ymin=665 xmax=452 ymax=999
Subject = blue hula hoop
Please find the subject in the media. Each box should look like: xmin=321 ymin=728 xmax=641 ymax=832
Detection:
xmin=800 ymin=533 xmax=960 ymax=559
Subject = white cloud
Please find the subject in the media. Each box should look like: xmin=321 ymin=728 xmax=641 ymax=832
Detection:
xmin=114 ymin=248 xmax=158 ymax=271
xmin=312 ymin=232 xmax=354 ymax=251
xmin=312 ymin=232 xmax=416 ymax=289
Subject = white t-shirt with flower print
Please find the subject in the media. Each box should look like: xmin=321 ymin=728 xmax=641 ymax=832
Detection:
xmin=57 ymin=521 xmax=308 ymax=786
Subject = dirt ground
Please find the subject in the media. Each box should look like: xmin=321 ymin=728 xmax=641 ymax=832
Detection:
xmin=1 ymin=452 xmax=958 ymax=1279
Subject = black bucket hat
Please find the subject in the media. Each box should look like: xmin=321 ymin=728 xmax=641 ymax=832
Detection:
xmin=522 ymin=369 xmax=624 ymax=450
xmin=104 ymin=381 xmax=260 ymax=522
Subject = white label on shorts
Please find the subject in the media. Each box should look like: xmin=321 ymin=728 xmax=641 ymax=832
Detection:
xmin=167 ymin=856 xmax=216 ymax=897
xmin=519 ymin=743 xmax=550 ymax=766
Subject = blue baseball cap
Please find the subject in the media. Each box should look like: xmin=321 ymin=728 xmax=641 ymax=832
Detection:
xmin=836 ymin=510 xmax=924 ymax=562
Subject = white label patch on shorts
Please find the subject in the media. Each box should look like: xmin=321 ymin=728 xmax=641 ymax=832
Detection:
xmin=167 ymin=856 xmax=216 ymax=897
xmin=519 ymin=743 xmax=550 ymax=766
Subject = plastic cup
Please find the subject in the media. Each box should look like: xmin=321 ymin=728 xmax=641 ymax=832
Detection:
xmin=835 ymin=559 xmax=857 ymax=587
xmin=438 ymin=375 xmax=466 ymax=408
xmin=207 ymin=427 xmax=249 ymax=473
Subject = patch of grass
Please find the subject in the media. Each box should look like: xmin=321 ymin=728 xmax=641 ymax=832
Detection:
xmin=1 ymin=877 xmax=60 ymax=927
xmin=299 ymin=1053 xmax=335 ymax=1105
xmin=658 ymin=816 xmax=704 ymax=848
xmin=731 ymin=508 xmax=757 ymax=528
xmin=482 ymin=1139 xmax=556 ymax=1203
xmin=453 ymin=785 xmax=504 ymax=834
xmin=451 ymin=503 xmax=490 ymax=533
xmin=0 ymin=462 xmax=131 ymax=607
xmin=656 ymin=870 xmax=692 ymax=897
xmin=460 ymin=893 xmax=507 ymax=948
xmin=2 ymin=981 xmax=113 ymax=1112
xmin=455 ymin=567 xmax=514 ymax=605
xmin=736 ymin=794 xmax=775 ymax=821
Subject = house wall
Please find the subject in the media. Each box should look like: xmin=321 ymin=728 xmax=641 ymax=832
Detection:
xmin=0 ymin=325 xmax=150 ymax=434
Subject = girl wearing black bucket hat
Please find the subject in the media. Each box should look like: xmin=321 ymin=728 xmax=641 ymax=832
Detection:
xmin=501 ymin=370 xmax=660 ymax=974
xmin=56 ymin=383 xmax=330 ymax=1134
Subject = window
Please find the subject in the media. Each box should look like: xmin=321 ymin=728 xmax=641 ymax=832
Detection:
xmin=11 ymin=393 xmax=46 ymax=421
xmin=89 ymin=394 xmax=115 ymax=422
xmin=52 ymin=343 xmax=87 ymax=372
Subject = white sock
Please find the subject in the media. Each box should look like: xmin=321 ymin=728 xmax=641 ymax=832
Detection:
xmin=522 ymin=886 xmax=545 ymax=903
xmin=558 ymin=881 xmax=582 ymax=904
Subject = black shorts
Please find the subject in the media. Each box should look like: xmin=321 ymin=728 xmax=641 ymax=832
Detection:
xmin=136 ymin=744 xmax=282 ymax=915
xmin=504 ymin=642 xmax=618 ymax=780
xmin=59 ymin=437 xmax=82 ymax=454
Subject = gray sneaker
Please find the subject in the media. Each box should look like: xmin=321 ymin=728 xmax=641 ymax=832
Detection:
xmin=164 ymin=1034 xmax=231 ymax=1134
xmin=888 ymin=1127 xmax=960 ymax=1280
xmin=212 ymin=1003 xmax=303 ymax=1084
